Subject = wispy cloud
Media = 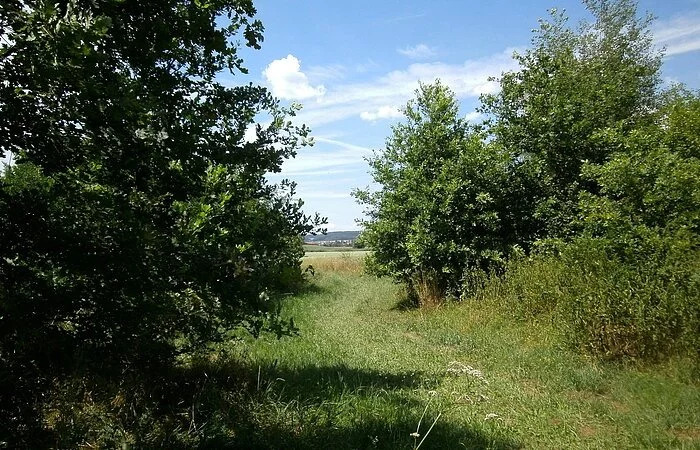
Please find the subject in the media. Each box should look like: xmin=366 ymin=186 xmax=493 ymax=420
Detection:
xmin=259 ymin=48 xmax=522 ymax=182
xmin=295 ymin=191 xmax=352 ymax=199
xmin=398 ymin=43 xmax=437 ymax=59
xmin=306 ymin=64 xmax=348 ymax=83
xmin=465 ymin=111 xmax=483 ymax=122
xmin=277 ymin=137 xmax=371 ymax=176
xmin=313 ymin=137 xmax=372 ymax=153
xmin=289 ymin=47 xmax=521 ymax=127
xmin=654 ymin=14 xmax=700 ymax=56
xmin=360 ymin=105 xmax=402 ymax=122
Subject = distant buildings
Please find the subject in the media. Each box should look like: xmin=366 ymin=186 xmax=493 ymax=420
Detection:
xmin=304 ymin=230 xmax=361 ymax=246
xmin=305 ymin=239 xmax=355 ymax=247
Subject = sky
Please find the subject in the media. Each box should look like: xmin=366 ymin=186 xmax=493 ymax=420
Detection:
xmin=223 ymin=0 xmax=700 ymax=231
xmin=3 ymin=1 xmax=698 ymax=231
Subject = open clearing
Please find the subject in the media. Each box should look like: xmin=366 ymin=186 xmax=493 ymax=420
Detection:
xmin=234 ymin=266 xmax=700 ymax=449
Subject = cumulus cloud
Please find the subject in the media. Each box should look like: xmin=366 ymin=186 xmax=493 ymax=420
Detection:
xmin=263 ymin=54 xmax=326 ymax=100
xmin=398 ymin=43 xmax=437 ymax=59
xmin=654 ymin=15 xmax=700 ymax=56
xmin=360 ymin=105 xmax=402 ymax=121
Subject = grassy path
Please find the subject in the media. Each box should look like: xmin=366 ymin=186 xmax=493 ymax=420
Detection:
xmin=236 ymin=272 xmax=700 ymax=449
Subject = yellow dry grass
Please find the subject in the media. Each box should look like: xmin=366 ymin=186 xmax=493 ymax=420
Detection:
xmin=302 ymin=251 xmax=367 ymax=274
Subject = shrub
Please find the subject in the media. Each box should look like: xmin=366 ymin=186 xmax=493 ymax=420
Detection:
xmin=354 ymin=82 xmax=516 ymax=304
xmin=473 ymin=239 xmax=699 ymax=361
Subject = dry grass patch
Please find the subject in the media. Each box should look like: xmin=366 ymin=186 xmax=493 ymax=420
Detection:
xmin=303 ymin=251 xmax=367 ymax=274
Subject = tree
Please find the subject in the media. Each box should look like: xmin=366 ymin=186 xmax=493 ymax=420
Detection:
xmin=354 ymin=82 xmax=514 ymax=304
xmin=0 ymin=0 xmax=322 ymax=440
xmin=555 ymin=89 xmax=700 ymax=359
xmin=477 ymin=0 xmax=698 ymax=360
xmin=480 ymin=0 xmax=662 ymax=241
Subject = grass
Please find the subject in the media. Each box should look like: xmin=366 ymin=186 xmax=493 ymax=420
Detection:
xmin=37 ymin=255 xmax=700 ymax=448
xmin=302 ymin=250 xmax=368 ymax=274
xmin=230 ymin=257 xmax=700 ymax=449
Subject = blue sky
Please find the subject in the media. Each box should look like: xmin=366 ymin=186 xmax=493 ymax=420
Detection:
xmin=5 ymin=1 xmax=696 ymax=230
xmin=228 ymin=0 xmax=700 ymax=231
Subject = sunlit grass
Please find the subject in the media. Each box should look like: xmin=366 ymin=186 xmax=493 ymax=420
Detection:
xmin=302 ymin=251 xmax=368 ymax=274
xmin=232 ymin=261 xmax=700 ymax=449
xmin=46 ymin=255 xmax=700 ymax=448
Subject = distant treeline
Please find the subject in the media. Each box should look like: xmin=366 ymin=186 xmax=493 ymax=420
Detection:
xmin=305 ymin=230 xmax=361 ymax=243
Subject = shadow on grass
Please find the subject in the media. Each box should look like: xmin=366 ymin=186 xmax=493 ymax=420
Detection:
xmin=218 ymin=414 xmax=521 ymax=450
xmin=255 ymin=361 xmax=438 ymax=397
xmin=23 ymin=351 xmax=519 ymax=449
xmin=158 ymin=360 xmax=521 ymax=449
xmin=392 ymin=296 xmax=420 ymax=311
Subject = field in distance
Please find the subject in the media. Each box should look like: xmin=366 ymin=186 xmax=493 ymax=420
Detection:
xmin=303 ymin=244 xmax=365 ymax=253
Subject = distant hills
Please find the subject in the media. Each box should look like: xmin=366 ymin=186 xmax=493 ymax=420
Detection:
xmin=304 ymin=230 xmax=361 ymax=243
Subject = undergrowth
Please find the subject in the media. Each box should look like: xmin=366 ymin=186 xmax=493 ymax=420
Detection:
xmin=470 ymin=240 xmax=700 ymax=363
xmin=4 ymin=256 xmax=698 ymax=448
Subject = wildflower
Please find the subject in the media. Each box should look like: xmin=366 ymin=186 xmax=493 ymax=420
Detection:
xmin=446 ymin=361 xmax=489 ymax=384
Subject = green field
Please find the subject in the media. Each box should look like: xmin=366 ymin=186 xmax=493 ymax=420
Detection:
xmin=232 ymin=260 xmax=700 ymax=449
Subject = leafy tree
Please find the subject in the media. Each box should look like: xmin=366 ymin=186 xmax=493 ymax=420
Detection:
xmin=565 ymin=88 xmax=700 ymax=358
xmin=0 ymin=0 xmax=321 ymax=440
xmin=476 ymin=0 xmax=699 ymax=359
xmin=480 ymin=0 xmax=662 ymax=241
xmin=354 ymin=82 xmax=514 ymax=303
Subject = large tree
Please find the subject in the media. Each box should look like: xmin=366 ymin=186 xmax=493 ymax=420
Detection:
xmin=480 ymin=0 xmax=663 ymax=241
xmin=354 ymin=82 xmax=514 ymax=303
xmin=0 ymin=0 xmax=321 ymax=438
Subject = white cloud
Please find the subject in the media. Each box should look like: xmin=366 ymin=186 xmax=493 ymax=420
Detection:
xmin=465 ymin=111 xmax=483 ymax=122
xmin=360 ymin=105 xmax=402 ymax=121
xmin=296 ymin=191 xmax=351 ymax=199
xmin=263 ymin=54 xmax=326 ymax=100
xmin=1 ymin=151 xmax=13 ymax=169
xmin=288 ymin=47 xmax=521 ymax=128
xmin=243 ymin=124 xmax=258 ymax=143
xmin=313 ymin=137 xmax=372 ymax=153
xmin=398 ymin=43 xmax=437 ymax=59
xmin=306 ymin=64 xmax=347 ymax=82
xmin=654 ymin=15 xmax=700 ymax=56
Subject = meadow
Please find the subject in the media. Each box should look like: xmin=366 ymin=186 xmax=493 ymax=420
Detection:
xmin=228 ymin=253 xmax=700 ymax=449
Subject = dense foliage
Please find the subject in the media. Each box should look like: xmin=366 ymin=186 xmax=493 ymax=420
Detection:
xmin=480 ymin=0 xmax=662 ymax=241
xmin=354 ymin=82 xmax=516 ymax=303
xmin=357 ymin=0 xmax=699 ymax=360
xmin=0 ymin=0 xmax=321 ymax=443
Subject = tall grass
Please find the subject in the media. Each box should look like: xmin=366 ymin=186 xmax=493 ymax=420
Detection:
xmin=13 ymin=253 xmax=700 ymax=448
xmin=303 ymin=251 xmax=367 ymax=274
xmin=469 ymin=241 xmax=700 ymax=362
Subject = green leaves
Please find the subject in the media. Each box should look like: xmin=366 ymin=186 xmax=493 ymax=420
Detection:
xmin=481 ymin=0 xmax=662 ymax=241
xmin=0 ymin=1 xmax=322 ymax=441
xmin=355 ymin=82 xmax=515 ymax=303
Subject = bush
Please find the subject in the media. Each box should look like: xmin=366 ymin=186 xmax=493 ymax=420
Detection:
xmin=473 ymin=238 xmax=699 ymax=361
xmin=354 ymin=82 xmax=517 ymax=304
xmin=560 ymin=238 xmax=699 ymax=360
xmin=0 ymin=2 xmax=322 ymax=445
